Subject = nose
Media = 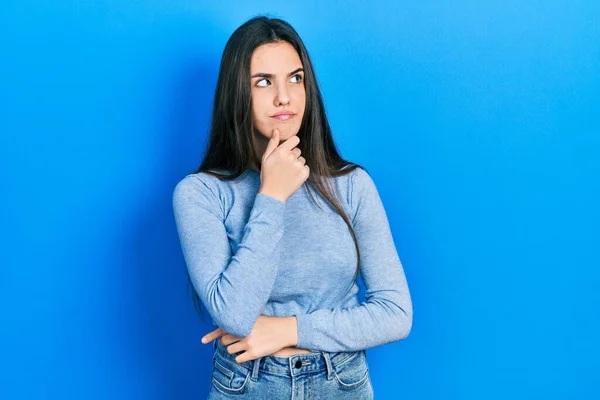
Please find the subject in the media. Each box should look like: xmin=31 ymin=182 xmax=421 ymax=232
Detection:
xmin=274 ymin=83 xmax=290 ymax=106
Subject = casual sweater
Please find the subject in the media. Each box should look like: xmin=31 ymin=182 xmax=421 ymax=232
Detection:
xmin=172 ymin=166 xmax=412 ymax=353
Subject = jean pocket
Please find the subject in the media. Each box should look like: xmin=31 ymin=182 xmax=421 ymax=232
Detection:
xmin=211 ymin=351 xmax=251 ymax=395
xmin=332 ymin=350 xmax=371 ymax=390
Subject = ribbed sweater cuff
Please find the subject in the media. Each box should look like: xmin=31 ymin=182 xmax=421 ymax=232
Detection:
xmin=294 ymin=313 xmax=315 ymax=350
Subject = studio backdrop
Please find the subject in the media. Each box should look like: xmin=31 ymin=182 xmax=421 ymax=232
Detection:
xmin=2 ymin=1 xmax=599 ymax=399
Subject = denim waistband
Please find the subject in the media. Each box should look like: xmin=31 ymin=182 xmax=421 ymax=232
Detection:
xmin=213 ymin=337 xmax=363 ymax=379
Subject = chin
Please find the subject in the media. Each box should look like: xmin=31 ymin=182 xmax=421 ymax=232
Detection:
xmin=279 ymin=126 xmax=301 ymax=138
xmin=255 ymin=125 xmax=300 ymax=140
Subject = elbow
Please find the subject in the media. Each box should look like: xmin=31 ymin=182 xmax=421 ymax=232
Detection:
xmin=213 ymin=314 xmax=255 ymax=339
xmin=203 ymin=282 xmax=257 ymax=338
xmin=394 ymin=304 xmax=413 ymax=341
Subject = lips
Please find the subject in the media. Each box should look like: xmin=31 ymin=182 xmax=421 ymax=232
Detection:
xmin=271 ymin=111 xmax=296 ymax=121
xmin=273 ymin=113 xmax=295 ymax=121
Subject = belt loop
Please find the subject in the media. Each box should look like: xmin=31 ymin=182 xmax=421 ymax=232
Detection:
xmin=212 ymin=340 xmax=217 ymax=362
xmin=251 ymin=357 xmax=261 ymax=381
xmin=322 ymin=352 xmax=334 ymax=381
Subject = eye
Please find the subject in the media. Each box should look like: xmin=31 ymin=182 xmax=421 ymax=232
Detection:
xmin=291 ymin=73 xmax=303 ymax=83
xmin=256 ymin=78 xmax=270 ymax=87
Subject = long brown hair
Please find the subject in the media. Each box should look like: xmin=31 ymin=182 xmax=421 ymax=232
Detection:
xmin=189 ymin=15 xmax=366 ymax=319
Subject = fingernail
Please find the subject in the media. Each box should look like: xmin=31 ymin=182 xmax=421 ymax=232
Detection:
xmin=201 ymin=337 xmax=207 ymax=343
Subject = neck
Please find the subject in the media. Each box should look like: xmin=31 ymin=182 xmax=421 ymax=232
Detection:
xmin=249 ymin=129 xmax=271 ymax=172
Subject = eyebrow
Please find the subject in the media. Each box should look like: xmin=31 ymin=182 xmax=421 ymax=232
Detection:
xmin=251 ymin=67 xmax=304 ymax=79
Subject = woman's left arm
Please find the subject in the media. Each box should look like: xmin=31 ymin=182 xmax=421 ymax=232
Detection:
xmin=293 ymin=167 xmax=413 ymax=353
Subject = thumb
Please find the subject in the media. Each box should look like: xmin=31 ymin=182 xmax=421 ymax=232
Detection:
xmin=262 ymin=128 xmax=280 ymax=160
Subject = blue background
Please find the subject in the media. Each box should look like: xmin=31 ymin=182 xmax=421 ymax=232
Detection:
xmin=2 ymin=1 xmax=599 ymax=399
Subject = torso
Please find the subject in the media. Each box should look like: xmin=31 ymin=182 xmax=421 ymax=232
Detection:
xmin=217 ymin=337 xmax=314 ymax=357
xmin=202 ymin=168 xmax=361 ymax=359
xmin=271 ymin=347 xmax=314 ymax=357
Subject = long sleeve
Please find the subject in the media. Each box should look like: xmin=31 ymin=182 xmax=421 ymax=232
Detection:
xmin=294 ymin=168 xmax=413 ymax=352
xmin=172 ymin=174 xmax=286 ymax=338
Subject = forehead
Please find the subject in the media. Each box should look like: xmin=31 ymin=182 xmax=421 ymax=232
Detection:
xmin=250 ymin=41 xmax=302 ymax=72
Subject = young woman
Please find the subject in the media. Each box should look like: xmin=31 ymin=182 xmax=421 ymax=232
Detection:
xmin=172 ymin=15 xmax=413 ymax=400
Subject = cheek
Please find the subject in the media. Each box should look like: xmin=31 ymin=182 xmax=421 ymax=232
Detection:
xmin=251 ymin=98 xmax=274 ymax=137
xmin=294 ymin=88 xmax=306 ymax=113
xmin=251 ymin=96 xmax=269 ymax=121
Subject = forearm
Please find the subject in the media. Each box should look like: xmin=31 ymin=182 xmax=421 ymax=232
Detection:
xmin=197 ymin=197 xmax=286 ymax=336
xmin=202 ymin=255 xmax=283 ymax=338
xmin=173 ymin=176 xmax=287 ymax=338
xmin=294 ymin=295 xmax=412 ymax=352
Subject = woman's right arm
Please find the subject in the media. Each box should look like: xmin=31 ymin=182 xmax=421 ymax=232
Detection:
xmin=172 ymin=175 xmax=286 ymax=338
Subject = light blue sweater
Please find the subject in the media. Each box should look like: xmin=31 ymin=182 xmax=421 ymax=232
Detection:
xmin=172 ymin=166 xmax=412 ymax=353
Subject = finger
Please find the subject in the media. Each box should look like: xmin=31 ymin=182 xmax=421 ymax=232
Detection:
xmin=201 ymin=328 xmax=223 ymax=344
xmin=235 ymin=351 xmax=254 ymax=364
xmin=225 ymin=339 xmax=245 ymax=355
xmin=221 ymin=334 xmax=242 ymax=346
xmin=200 ymin=329 xmax=217 ymax=344
xmin=279 ymin=133 xmax=300 ymax=152
xmin=262 ymin=128 xmax=280 ymax=160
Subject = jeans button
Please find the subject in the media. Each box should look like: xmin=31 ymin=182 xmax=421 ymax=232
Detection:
xmin=295 ymin=360 xmax=302 ymax=368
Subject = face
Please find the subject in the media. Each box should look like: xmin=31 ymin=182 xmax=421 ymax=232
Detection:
xmin=250 ymin=41 xmax=306 ymax=143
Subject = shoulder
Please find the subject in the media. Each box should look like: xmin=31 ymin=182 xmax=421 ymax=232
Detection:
xmin=172 ymin=172 xmax=226 ymax=215
xmin=346 ymin=166 xmax=389 ymax=225
xmin=348 ymin=166 xmax=377 ymax=207
xmin=324 ymin=165 xmax=377 ymax=221
xmin=173 ymin=172 xmax=220 ymax=199
xmin=350 ymin=165 xmax=374 ymax=187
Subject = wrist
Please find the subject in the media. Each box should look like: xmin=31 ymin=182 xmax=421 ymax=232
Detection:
xmin=258 ymin=188 xmax=287 ymax=203
xmin=287 ymin=316 xmax=299 ymax=347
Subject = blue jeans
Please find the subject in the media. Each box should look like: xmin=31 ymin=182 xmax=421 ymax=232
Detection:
xmin=208 ymin=338 xmax=374 ymax=399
